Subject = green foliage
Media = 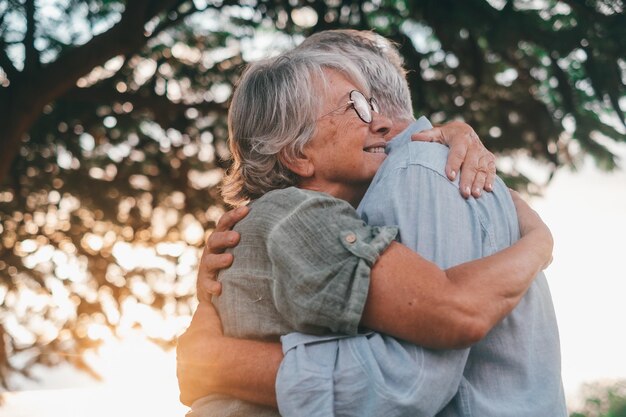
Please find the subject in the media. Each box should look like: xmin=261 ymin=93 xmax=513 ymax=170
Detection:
xmin=570 ymin=380 xmax=626 ymax=417
xmin=0 ymin=0 xmax=624 ymax=388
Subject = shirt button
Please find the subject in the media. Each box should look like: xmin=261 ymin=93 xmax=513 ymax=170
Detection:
xmin=345 ymin=233 xmax=357 ymax=244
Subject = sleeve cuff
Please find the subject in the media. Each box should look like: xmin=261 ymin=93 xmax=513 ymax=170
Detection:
xmin=339 ymin=225 xmax=399 ymax=264
xmin=336 ymin=225 xmax=398 ymax=334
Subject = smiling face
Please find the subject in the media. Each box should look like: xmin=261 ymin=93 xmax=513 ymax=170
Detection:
xmin=296 ymin=69 xmax=392 ymax=206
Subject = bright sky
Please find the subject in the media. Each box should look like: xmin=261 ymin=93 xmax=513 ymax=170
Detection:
xmin=532 ymin=146 xmax=626 ymax=407
xmin=1 ymin=333 xmax=188 ymax=417
xmin=2 ymin=147 xmax=625 ymax=416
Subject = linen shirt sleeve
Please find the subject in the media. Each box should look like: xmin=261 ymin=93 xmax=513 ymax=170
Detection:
xmin=267 ymin=193 xmax=398 ymax=336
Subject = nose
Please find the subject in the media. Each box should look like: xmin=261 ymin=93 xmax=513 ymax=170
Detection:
xmin=369 ymin=112 xmax=391 ymax=136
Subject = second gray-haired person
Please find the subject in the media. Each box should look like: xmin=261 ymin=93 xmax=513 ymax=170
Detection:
xmin=178 ymin=30 xmax=566 ymax=417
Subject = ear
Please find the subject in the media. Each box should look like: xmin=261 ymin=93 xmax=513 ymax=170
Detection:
xmin=279 ymin=152 xmax=315 ymax=178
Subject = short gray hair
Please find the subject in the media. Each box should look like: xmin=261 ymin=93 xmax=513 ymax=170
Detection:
xmin=297 ymin=30 xmax=414 ymax=123
xmin=221 ymin=51 xmax=369 ymax=206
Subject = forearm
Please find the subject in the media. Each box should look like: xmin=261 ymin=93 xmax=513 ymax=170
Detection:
xmin=363 ymin=228 xmax=551 ymax=349
xmin=178 ymin=333 xmax=282 ymax=408
xmin=443 ymin=227 xmax=552 ymax=342
xmin=209 ymin=338 xmax=282 ymax=407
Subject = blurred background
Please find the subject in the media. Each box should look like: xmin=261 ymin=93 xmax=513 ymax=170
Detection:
xmin=0 ymin=0 xmax=624 ymax=416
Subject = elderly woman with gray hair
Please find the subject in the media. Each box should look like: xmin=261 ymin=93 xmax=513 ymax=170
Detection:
xmin=189 ymin=49 xmax=553 ymax=417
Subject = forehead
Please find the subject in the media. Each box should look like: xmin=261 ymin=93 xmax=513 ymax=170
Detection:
xmin=319 ymin=68 xmax=363 ymax=103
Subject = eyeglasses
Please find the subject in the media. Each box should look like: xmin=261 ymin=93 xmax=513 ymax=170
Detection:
xmin=320 ymin=90 xmax=380 ymax=124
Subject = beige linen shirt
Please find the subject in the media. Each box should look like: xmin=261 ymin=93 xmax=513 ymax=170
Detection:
xmin=188 ymin=186 xmax=397 ymax=417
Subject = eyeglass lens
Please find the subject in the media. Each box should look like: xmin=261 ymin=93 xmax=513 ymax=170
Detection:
xmin=350 ymin=90 xmax=379 ymax=123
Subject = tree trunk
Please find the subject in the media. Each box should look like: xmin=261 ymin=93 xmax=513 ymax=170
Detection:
xmin=0 ymin=84 xmax=45 ymax=187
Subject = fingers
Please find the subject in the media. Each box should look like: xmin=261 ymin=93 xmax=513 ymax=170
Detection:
xmin=441 ymin=122 xmax=477 ymax=184
xmin=215 ymin=206 xmax=249 ymax=233
xmin=435 ymin=121 xmax=500 ymax=197
xmin=197 ymin=276 xmax=223 ymax=300
xmin=457 ymin=146 xmax=480 ymax=198
xmin=411 ymin=127 xmax=445 ymax=144
xmin=204 ymin=206 xmax=246 ymax=255
xmin=197 ymin=252 xmax=232 ymax=299
xmin=469 ymin=154 xmax=496 ymax=197
xmin=484 ymin=158 xmax=497 ymax=192
xmin=457 ymin=138 xmax=496 ymax=198
xmin=470 ymin=169 xmax=488 ymax=198
xmin=207 ymin=230 xmax=241 ymax=254
xmin=413 ymin=127 xmax=465 ymax=181
xmin=445 ymin=145 xmax=466 ymax=183
xmin=196 ymin=206 xmax=248 ymax=301
xmin=412 ymin=122 xmax=498 ymax=198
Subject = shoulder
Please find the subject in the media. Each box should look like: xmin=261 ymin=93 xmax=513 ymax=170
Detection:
xmin=372 ymin=142 xmax=455 ymax=189
xmin=233 ymin=188 xmax=307 ymax=235
xmin=253 ymin=187 xmax=354 ymax=215
xmin=245 ymin=188 xmax=361 ymax=235
xmin=405 ymin=142 xmax=450 ymax=175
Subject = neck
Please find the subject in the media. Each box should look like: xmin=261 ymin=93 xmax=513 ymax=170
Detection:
xmin=387 ymin=118 xmax=412 ymax=139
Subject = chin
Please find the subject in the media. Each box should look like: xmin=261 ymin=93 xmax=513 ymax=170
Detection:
xmin=369 ymin=155 xmax=386 ymax=171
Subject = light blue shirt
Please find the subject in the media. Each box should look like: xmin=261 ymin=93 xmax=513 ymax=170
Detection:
xmin=276 ymin=117 xmax=567 ymax=417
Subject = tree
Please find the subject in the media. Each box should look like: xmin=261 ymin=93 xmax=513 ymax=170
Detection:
xmin=1 ymin=0 xmax=246 ymax=388
xmin=0 ymin=0 xmax=624 ymax=388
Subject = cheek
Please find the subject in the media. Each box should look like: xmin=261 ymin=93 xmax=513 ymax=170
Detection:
xmin=323 ymin=118 xmax=344 ymax=146
xmin=337 ymin=120 xmax=368 ymax=148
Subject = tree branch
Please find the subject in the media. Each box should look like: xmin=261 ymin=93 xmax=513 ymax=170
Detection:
xmin=23 ymin=0 xmax=39 ymax=71
xmin=36 ymin=0 xmax=180 ymax=104
xmin=0 ymin=0 xmax=183 ymax=185
xmin=63 ymin=84 xmax=226 ymax=117
xmin=148 ymin=1 xmax=199 ymax=40
xmin=0 ymin=41 xmax=18 ymax=80
xmin=0 ymin=7 xmax=18 ymax=79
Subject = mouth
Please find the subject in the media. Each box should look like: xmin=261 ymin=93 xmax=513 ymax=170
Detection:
xmin=363 ymin=143 xmax=386 ymax=154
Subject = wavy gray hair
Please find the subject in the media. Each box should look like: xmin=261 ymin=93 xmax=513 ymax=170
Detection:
xmin=221 ymin=51 xmax=369 ymax=206
xmin=297 ymin=30 xmax=414 ymax=123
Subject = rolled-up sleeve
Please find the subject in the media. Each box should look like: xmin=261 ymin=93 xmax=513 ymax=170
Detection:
xmin=267 ymin=194 xmax=397 ymax=336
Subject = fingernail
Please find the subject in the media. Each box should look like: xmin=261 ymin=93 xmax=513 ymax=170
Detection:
xmin=464 ymin=186 xmax=471 ymax=196
xmin=486 ymin=183 xmax=493 ymax=192
xmin=474 ymin=188 xmax=481 ymax=196
xmin=449 ymin=170 xmax=456 ymax=180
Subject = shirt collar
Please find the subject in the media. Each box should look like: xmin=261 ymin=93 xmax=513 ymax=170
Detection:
xmin=386 ymin=116 xmax=434 ymax=154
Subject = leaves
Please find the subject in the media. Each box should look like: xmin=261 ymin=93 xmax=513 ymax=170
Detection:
xmin=570 ymin=380 xmax=626 ymax=417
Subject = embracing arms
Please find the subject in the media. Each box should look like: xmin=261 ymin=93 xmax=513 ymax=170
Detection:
xmin=177 ymin=122 xmax=545 ymax=405
xmin=177 ymin=300 xmax=282 ymax=407
xmin=179 ymin=190 xmax=551 ymax=406
xmin=363 ymin=190 xmax=551 ymax=348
